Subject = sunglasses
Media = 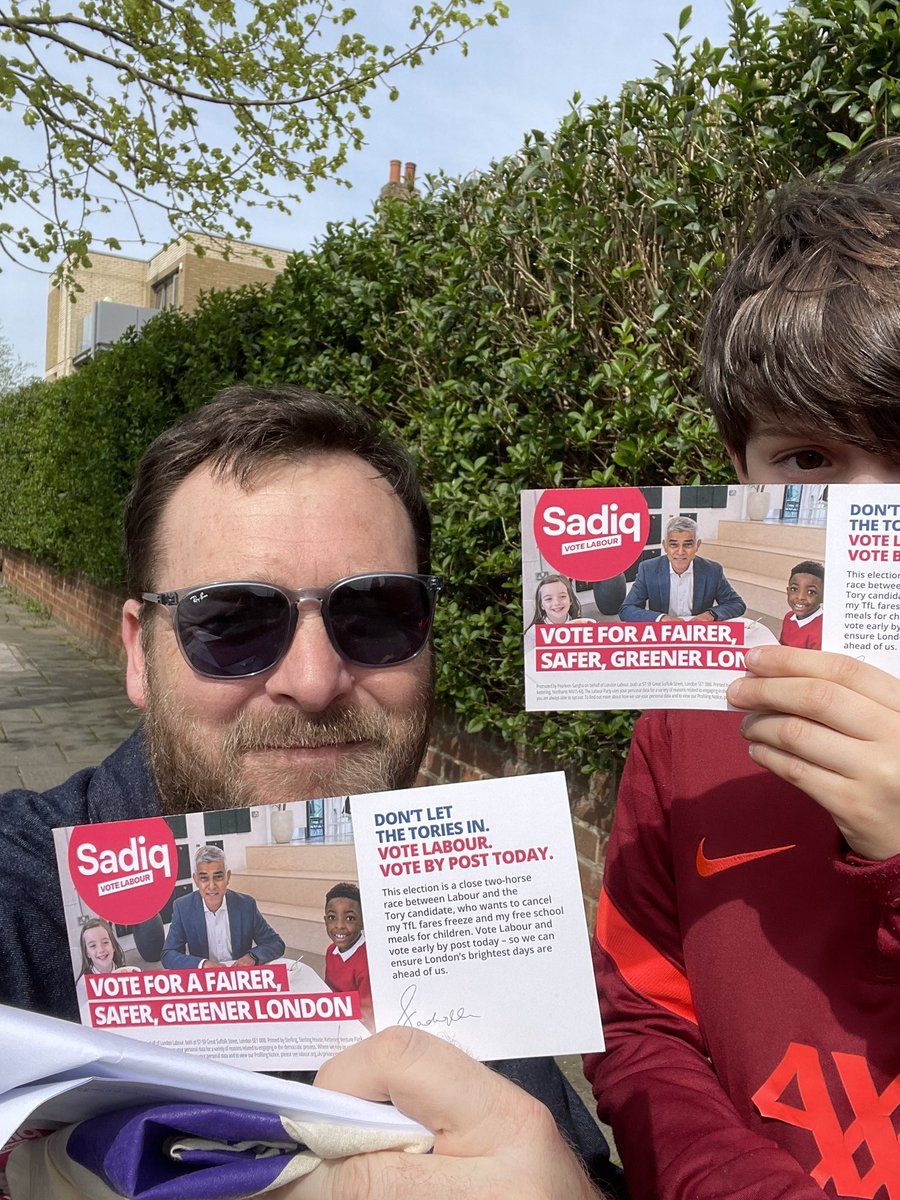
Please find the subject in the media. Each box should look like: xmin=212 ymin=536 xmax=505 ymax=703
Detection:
xmin=141 ymin=573 xmax=442 ymax=679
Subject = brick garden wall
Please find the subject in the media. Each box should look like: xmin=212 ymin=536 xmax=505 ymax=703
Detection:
xmin=0 ymin=547 xmax=616 ymax=926
xmin=1 ymin=546 xmax=127 ymax=663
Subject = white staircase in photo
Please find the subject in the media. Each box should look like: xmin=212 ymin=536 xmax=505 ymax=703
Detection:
xmin=700 ymin=519 xmax=827 ymax=627
xmin=230 ymin=840 xmax=358 ymax=976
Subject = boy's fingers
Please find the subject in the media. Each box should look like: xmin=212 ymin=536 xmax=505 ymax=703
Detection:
xmin=739 ymin=712 xmax=864 ymax=776
xmin=729 ymin=646 xmax=900 ymax=723
xmin=742 ymin=645 xmax=900 ymax=700
xmin=740 ymin=736 xmax=900 ymax=858
xmin=734 ymin=683 xmax=888 ymax=742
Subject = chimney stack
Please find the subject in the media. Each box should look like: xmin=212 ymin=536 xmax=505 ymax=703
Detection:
xmin=379 ymin=158 xmax=419 ymax=210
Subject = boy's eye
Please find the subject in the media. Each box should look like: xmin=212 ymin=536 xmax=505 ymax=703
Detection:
xmin=787 ymin=449 xmax=829 ymax=471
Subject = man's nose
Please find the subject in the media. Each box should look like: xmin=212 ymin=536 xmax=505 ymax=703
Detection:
xmin=262 ymin=602 xmax=354 ymax=711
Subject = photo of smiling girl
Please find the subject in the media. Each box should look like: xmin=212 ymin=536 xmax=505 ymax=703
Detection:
xmin=525 ymin=574 xmax=599 ymax=631
xmin=76 ymin=917 xmax=136 ymax=979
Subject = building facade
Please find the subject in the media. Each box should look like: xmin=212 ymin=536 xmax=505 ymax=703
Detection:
xmin=45 ymin=234 xmax=291 ymax=379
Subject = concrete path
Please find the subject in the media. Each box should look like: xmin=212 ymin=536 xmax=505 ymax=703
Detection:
xmin=0 ymin=583 xmax=609 ymax=1147
xmin=0 ymin=584 xmax=139 ymax=792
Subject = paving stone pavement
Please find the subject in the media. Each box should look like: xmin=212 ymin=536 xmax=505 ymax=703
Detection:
xmin=0 ymin=583 xmax=611 ymax=1149
xmin=0 ymin=584 xmax=139 ymax=792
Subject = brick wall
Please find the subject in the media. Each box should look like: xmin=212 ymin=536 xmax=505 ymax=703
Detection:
xmin=0 ymin=547 xmax=127 ymax=664
xmin=148 ymin=233 xmax=291 ymax=280
xmin=179 ymin=252 xmax=289 ymax=313
xmin=0 ymin=548 xmax=615 ymax=925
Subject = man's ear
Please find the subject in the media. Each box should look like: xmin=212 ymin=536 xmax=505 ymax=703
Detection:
xmin=122 ymin=599 xmax=149 ymax=709
xmin=727 ymin=445 xmax=750 ymax=484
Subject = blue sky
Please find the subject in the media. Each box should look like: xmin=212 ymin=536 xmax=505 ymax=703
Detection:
xmin=0 ymin=0 xmax=783 ymax=374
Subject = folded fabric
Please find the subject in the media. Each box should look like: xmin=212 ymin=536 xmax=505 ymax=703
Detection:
xmin=7 ymin=1101 xmax=433 ymax=1199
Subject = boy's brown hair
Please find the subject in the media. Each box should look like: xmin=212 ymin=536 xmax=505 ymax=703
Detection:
xmin=702 ymin=137 xmax=900 ymax=468
xmin=788 ymin=560 xmax=824 ymax=585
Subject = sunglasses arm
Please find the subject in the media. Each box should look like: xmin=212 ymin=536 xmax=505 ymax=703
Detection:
xmin=141 ymin=592 xmax=179 ymax=612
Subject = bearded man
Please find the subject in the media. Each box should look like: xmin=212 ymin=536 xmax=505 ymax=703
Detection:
xmin=0 ymin=385 xmax=617 ymax=1194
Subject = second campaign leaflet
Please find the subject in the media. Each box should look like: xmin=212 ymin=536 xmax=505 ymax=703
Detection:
xmin=522 ymin=482 xmax=900 ymax=710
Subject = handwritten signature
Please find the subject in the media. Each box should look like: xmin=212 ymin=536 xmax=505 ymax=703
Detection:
xmin=397 ymin=983 xmax=481 ymax=1030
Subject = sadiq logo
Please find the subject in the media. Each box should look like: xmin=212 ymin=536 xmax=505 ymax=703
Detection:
xmin=67 ymin=817 xmax=177 ymax=925
xmin=532 ymin=487 xmax=650 ymax=582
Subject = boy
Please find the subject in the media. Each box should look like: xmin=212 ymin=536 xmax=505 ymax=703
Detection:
xmin=780 ymin=560 xmax=824 ymax=651
xmin=323 ymin=882 xmax=373 ymax=1031
xmin=586 ymin=139 xmax=900 ymax=1199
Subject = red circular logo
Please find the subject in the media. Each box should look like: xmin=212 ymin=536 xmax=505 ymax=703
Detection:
xmin=67 ymin=817 xmax=177 ymax=924
xmin=533 ymin=487 xmax=650 ymax=580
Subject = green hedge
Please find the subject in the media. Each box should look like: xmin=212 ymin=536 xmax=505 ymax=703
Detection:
xmin=2 ymin=0 xmax=898 ymax=778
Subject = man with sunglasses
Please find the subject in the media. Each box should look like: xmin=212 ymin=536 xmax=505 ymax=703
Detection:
xmin=0 ymin=385 xmax=616 ymax=1198
xmin=121 ymin=385 xmax=440 ymax=815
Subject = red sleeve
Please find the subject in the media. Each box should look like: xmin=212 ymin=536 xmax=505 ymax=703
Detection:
xmin=323 ymin=946 xmax=336 ymax=992
xmin=352 ymin=942 xmax=374 ymax=1030
xmin=584 ymin=712 xmax=828 ymax=1199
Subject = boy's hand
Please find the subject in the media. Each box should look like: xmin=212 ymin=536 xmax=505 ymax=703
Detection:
xmin=727 ymin=645 xmax=900 ymax=860
xmin=271 ymin=1027 xmax=600 ymax=1200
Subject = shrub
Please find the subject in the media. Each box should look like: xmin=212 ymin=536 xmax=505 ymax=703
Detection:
xmin=1 ymin=0 xmax=895 ymax=778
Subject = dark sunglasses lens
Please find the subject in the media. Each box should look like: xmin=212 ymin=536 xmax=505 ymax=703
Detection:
xmin=175 ymin=585 xmax=291 ymax=677
xmin=329 ymin=576 xmax=434 ymax=665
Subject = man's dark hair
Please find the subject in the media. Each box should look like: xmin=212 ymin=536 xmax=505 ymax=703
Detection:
xmin=123 ymin=385 xmax=431 ymax=597
xmin=789 ymin=560 xmax=825 ymax=583
xmin=325 ymin=881 xmax=361 ymax=906
xmin=703 ymin=136 xmax=900 ymax=467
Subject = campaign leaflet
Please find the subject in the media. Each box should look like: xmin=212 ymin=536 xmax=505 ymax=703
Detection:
xmin=53 ymin=773 xmax=603 ymax=1071
xmin=522 ymin=482 xmax=900 ymax=711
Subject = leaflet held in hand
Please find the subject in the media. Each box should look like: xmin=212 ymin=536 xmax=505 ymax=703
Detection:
xmin=522 ymin=482 xmax=898 ymax=710
xmin=53 ymin=773 xmax=602 ymax=1070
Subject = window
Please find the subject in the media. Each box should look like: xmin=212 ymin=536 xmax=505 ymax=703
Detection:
xmin=152 ymin=270 xmax=179 ymax=309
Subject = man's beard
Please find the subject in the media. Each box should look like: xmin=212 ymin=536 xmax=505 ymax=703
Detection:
xmin=142 ymin=655 xmax=433 ymax=815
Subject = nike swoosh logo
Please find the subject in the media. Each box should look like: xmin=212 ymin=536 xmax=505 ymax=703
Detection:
xmin=696 ymin=837 xmax=796 ymax=877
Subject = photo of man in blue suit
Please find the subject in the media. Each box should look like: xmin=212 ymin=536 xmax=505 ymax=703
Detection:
xmin=161 ymin=844 xmax=285 ymax=970
xmin=619 ymin=516 xmax=746 ymax=623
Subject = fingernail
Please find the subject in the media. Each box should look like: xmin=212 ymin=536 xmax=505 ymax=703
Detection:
xmin=744 ymin=647 xmax=760 ymax=667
